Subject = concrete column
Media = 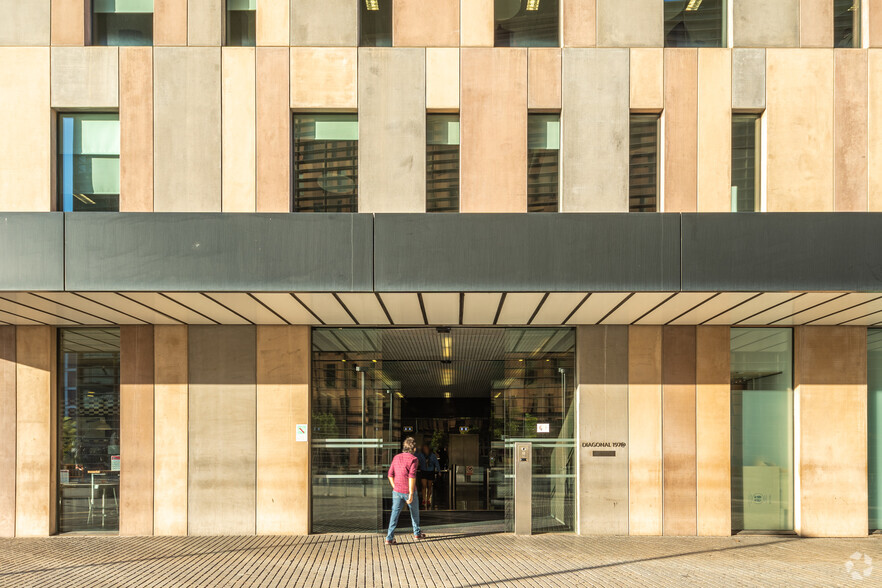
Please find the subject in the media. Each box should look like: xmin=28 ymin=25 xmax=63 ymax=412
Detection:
xmin=222 ymin=47 xmax=256 ymax=213
xmin=154 ymin=326 xmax=188 ymax=536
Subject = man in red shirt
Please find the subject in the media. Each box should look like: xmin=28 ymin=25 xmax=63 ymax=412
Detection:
xmin=385 ymin=437 xmax=427 ymax=544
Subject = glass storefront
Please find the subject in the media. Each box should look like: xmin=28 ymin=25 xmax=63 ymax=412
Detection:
xmin=869 ymin=329 xmax=882 ymax=530
xmin=730 ymin=328 xmax=794 ymax=532
xmin=57 ymin=328 xmax=121 ymax=534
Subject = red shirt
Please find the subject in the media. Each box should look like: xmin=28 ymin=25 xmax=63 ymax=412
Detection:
xmin=388 ymin=452 xmax=418 ymax=494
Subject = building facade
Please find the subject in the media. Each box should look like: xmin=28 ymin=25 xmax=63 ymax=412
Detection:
xmin=1 ymin=0 xmax=881 ymax=539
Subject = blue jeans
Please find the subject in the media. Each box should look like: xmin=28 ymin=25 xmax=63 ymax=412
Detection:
xmin=386 ymin=491 xmax=420 ymax=541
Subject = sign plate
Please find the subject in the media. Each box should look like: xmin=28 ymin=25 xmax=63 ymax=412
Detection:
xmin=296 ymin=424 xmax=308 ymax=442
xmin=110 ymin=455 xmax=120 ymax=471
xmin=537 ymin=423 xmax=550 ymax=433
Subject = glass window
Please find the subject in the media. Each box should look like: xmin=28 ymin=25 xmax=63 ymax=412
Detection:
xmin=834 ymin=0 xmax=861 ymax=47
xmin=527 ymin=114 xmax=559 ymax=212
xmin=58 ymin=113 xmax=120 ymax=212
xmin=664 ymin=0 xmax=726 ymax=48
xmin=226 ymin=0 xmax=256 ymax=46
xmin=58 ymin=328 xmax=121 ymax=534
xmin=731 ymin=114 xmax=760 ymax=212
xmin=730 ymin=328 xmax=794 ymax=532
xmin=870 ymin=329 xmax=882 ymax=530
xmin=629 ymin=114 xmax=659 ymax=212
xmin=293 ymin=114 xmax=358 ymax=213
xmin=92 ymin=0 xmax=154 ymax=46
xmin=426 ymin=115 xmax=460 ymax=213
xmin=360 ymin=0 xmax=392 ymax=47
xmin=494 ymin=0 xmax=560 ymax=47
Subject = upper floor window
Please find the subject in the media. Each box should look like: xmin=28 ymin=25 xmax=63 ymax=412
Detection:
xmin=293 ymin=114 xmax=358 ymax=212
xmin=495 ymin=0 xmax=560 ymax=47
xmin=360 ymin=0 xmax=392 ymax=47
xmin=731 ymin=114 xmax=760 ymax=212
xmin=426 ymin=115 xmax=460 ymax=213
xmin=226 ymin=0 xmax=256 ymax=46
xmin=527 ymin=114 xmax=559 ymax=212
xmin=58 ymin=113 xmax=120 ymax=212
xmin=92 ymin=0 xmax=154 ymax=46
xmin=629 ymin=114 xmax=659 ymax=212
xmin=664 ymin=0 xmax=726 ymax=48
xmin=834 ymin=0 xmax=860 ymax=47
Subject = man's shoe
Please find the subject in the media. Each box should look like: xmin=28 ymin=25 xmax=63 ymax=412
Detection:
xmin=413 ymin=533 xmax=427 ymax=540
xmin=385 ymin=539 xmax=396 ymax=545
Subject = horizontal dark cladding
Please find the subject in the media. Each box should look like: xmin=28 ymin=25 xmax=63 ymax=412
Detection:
xmin=2 ymin=212 xmax=881 ymax=292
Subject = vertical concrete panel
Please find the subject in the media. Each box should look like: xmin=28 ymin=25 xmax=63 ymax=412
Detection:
xmin=188 ymin=0 xmax=223 ymax=46
xmin=528 ymin=48 xmax=562 ymax=110
xmin=289 ymin=47 xmax=357 ymax=109
xmin=290 ymin=0 xmax=357 ymax=47
xmin=120 ymin=47 xmax=154 ymax=212
xmin=154 ymin=47 xmax=222 ymax=212
xmin=800 ymin=0 xmax=834 ymax=47
xmin=257 ymin=47 xmax=290 ymax=212
xmin=153 ymin=326 xmax=188 ymax=536
xmin=427 ymin=48 xmax=460 ymax=110
xmin=697 ymin=49 xmax=732 ymax=213
xmin=834 ymin=50 xmax=869 ymax=211
xmin=561 ymin=49 xmax=629 ymax=212
xmin=394 ymin=0 xmax=459 ymax=47
xmin=256 ymin=326 xmax=310 ymax=535
xmin=155 ymin=0 xmax=188 ymax=46
xmin=596 ymin=0 xmax=663 ymax=48
xmin=664 ymin=49 xmax=698 ymax=212
xmin=630 ymin=48 xmax=664 ymax=111
xmin=577 ymin=326 xmax=629 ymax=536
xmin=563 ymin=0 xmax=596 ymax=48
xmin=628 ymin=326 xmax=663 ymax=536
xmin=51 ymin=0 xmax=86 ymax=46
xmin=734 ymin=0 xmax=800 ymax=47
xmin=662 ymin=326 xmax=697 ymax=536
xmin=870 ymin=50 xmax=882 ymax=211
xmin=188 ymin=326 xmax=256 ymax=536
xmin=120 ymin=326 xmax=155 ymax=536
xmin=695 ymin=326 xmax=731 ymax=537
xmin=795 ymin=327 xmax=868 ymax=537
xmin=15 ymin=326 xmax=55 ymax=537
xmin=766 ymin=49 xmax=834 ymax=211
xmin=0 ymin=0 xmax=50 ymax=45
xmin=257 ymin=0 xmax=290 ymax=46
xmin=731 ymin=48 xmax=766 ymax=110
xmin=0 ymin=327 xmax=15 ymax=538
xmin=460 ymin=48 xmax=527 ymax=212
xmin=460 ymin=0 xmax=493 ymax=47
xmin=871 ymin=0 xmax=882 ymax=48
xmin=51 ymin=47 xmax=119 ymax=108
xmin=0 ymin=48 xmax=50 ymax=212
xmin=222 ymin=47 xmax=256 ymax=213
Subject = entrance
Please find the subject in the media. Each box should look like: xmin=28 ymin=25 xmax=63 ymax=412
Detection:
xmin=310 ymin=327 xmax=576 ymax=535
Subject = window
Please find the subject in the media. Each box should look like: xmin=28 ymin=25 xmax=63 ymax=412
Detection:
xmin=629 ymin=114 xmax=659 ymax=212
xmin=664 ymin=0 xmax=726 ymax=48
xmin=731 ymin=114 xmax=760 ymax=212
xmin=494 ymin=0 xmax=559 ymax=47
xmin=58 ymin=113 xmax=120 ymax=212
xmin=226 ymin=0 xmax=256 ymax=46
xmin=527 ymin=114 xmax=560 ymax=212
xmin=834 ymin=0 xmax=860 ymax=47
xmin=870 ymin=329 xmax=882 ymax=530
xmin=293 ymin=114 xmax=358 ymax=213
xmin=427 ymin=115 xmax=460 ymax=213
xmin=360 ymin=0 xmax=392 ymax=47
xmin=92 ymin=0 xmax=153 ymax=46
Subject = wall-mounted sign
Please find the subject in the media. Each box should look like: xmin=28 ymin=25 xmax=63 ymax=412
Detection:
xmin=296 ymin=424 xmax=308 ymax=442
xmin=60 ymin=470 xmax=69 ymax=484
xmin=110 ymin=455 xmax=120 ymax=471
xmin=581 ymin=442 xmax=626 ymax=448
xmin=537 ymin=423 xmax=550 ymax=433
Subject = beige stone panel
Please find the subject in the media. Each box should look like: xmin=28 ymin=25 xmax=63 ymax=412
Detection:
xmin=51 ymin=0 xmax=86 ymax=46
xmin=597 ymin=0 xmax=663 ymax=48
xmin=563 ymin=0 xmax=596 ymax=47
xmin=528 ymin=48 xmax=562 ymax=110
xmin=290 ymin=0 xmax=357 ymax=47
xmin=257 ymin=0 xmax=290 ymax=46
xmin=732 ymin=48 xmax=766 ymax=110
xmin=697 ymin=49 xmax=731 ymax=213
xmin=630 ymin=48 xmax=663 ymax=111
xmin=289 ymin=47 xmax=357 ymax=109
xmin=662 ymin=326 xmax=697 ymax=537
xmin=394 ymin=0 xmax=459 ymax=47
xmin=795 ymin=326 xmax=868 ymax=537
xmin=51 ymin=47 xmax=118 ymax=108
xmin=663 ymin=49 xmax=698 ymax=212
xmin=0 ymin=48 xmax=50 ymax=212
xmin=120 ymin=326 xmax=154 ymax=536
xmin=427 ymin=48 xmax=460 ymax=110
xmin=155 ymin=0 xmax=188 ymax=46
xmin=222 ymin=48 xmax=256 ymax=213
xmin=0 ymin=0 xmax=50 ymax=45
xmin=154 ymin=48 xmax=222 ymax=212
xmin=871 ymin=0 xmax=882 ymax=47
xmin=695 ymin=326 xmax=730 ymax=537
xmin=257 ymin=47 xmax=290 ymax=212
xmin=15 ymin=327 xmax=55 ymax=537
xmin=0 ymin=327 xmax=14 ymax=537
xmin=153 ymin=326 xmax=188 ymax=536
xmin=800 ymin=0 xmax=834 ymax=47
xmin=257 ymin=326 xmax=309 ymax=535
xmin=834 ymin=50 xmax=869 ymax=211
xmin=460 ymin=0 xmax=493 ymax=47
xmin=871 ymin=50 xmax=882 ymax=210
xmin=189 ymin=0 xmax=223 ymax=46
xmin=120 ymin=47 xmax=154 ymax=212
xmin=734 ymin=0 xmax=800 ymax=47
xmin=628 ymin=326 xmax=663 ymax=536
xmin=766 ymin=49 xmax=834 ymax=211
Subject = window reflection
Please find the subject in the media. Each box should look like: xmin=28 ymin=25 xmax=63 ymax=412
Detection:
xmin=427 ymin=115 xmax=460 ymax=213
xmin=527 ymin=114 xmax=560 ymax=212
xmin=360 ymin=0 xmax=392 ymax=47
xmin=495 ymin=0 xmax=560 ymax=47
xmin=226 ymin=0 xmax=256 ymax=46
xmin=869 ymin=329 xmax=882 ymax=530
xmin=92 ymin=0 xmax=154 ymax=46
xmin=293 ymin=114 xmax=358 ymax=212
xmin=629 ymin=114 xmax=659 ymax=212
xmin=731 ymin=114 xmax=760 ymax=213
xmin=834 ymin=0 xmax=860 ymax=48
xmin=58 ymin=113 xmax=120 ymax=212
xmin=664 ymin=0 xmax=726 ymax=48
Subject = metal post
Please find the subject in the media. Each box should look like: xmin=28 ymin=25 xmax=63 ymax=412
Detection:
xmin=356 ymin=366 xmax=366 ymax=470
xmin=514 ymin=442 xmax=532 ymax=536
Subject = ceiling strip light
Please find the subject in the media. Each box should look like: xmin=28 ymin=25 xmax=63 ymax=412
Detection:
xmin=526 ymin=0 xmax=540 ymax=11
xmin=685 ymin=0 xmax=703 ymax=11
xmin=365 ymin=0 xmax=379 ymax=11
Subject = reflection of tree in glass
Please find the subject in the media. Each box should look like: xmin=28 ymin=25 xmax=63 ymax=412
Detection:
xmin=312 ymin=412 xmax=339 ymax=439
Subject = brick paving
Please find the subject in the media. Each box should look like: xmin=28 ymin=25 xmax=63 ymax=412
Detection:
xmin=0 ymin=532 xmax=880 ymax=587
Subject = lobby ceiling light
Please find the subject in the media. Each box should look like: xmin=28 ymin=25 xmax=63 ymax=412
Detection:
xmin=395 ymin=392 xmax=404 ymax=399
xmin=365 ymin=0 xmax=379 ymax=10
xmin=441 ymin=364 xmax=454 ymax=386
xmin=443 ymin=392 xmax=451 ymax=399
xmin=685 ymin=0 xmax=703 ymax=10
xmin=526 ymin=0 xmax=540 ymax=10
